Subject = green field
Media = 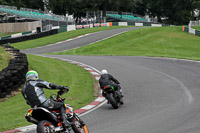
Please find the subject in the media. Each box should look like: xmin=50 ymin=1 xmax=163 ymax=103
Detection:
xmin=11 ymin=26 xmax=132 ymax=50
xmin=0 ymin=47 xmax=11 ymax=71
xmin=51 ymin=26 xmax=200 ymax=61
xmin=0 ymin=33 xmax=12 ymax=37
xmin=0 ymin=54 xmax=95 ymax=131
xmin=0 ymin=32 xmax=19 ymax=37
xmin=192 ymin=26 xmax=200 ymax=31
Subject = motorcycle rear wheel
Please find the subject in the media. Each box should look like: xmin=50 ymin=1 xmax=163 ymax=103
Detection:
xmin=37 ymin=120 xmax=55 ymax=133
xmin=108 ymin=93 xmax=120 ymax=109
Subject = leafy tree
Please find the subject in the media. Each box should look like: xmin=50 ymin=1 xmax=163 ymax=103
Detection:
xmin=189 ymin=0 xmax=200 ymax=20
xmin=21 ymin=0 xmax=44 ymax=10
xmin=0 ymin=0 xmax=199 ymax=25
xmin=49 ymin=0 xmax=68 ymax=15
xmin=0 ymin=0 xmax=8 ymax=5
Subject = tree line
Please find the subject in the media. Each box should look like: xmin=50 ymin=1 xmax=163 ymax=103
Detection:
xmin=0 ymin=0 xmax=200 ymax=25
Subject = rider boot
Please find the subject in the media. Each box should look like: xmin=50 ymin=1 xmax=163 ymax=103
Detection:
xmin=119 ymin=90 xmax=124 ymax=105
xmin=117 ymin=86 xmax=124 ymax=105
xmin=120 ymin=99 xmax=124 ymax=105
xmin=118 ymin=91 xmax=124 ymax=98
xmin=118 ymin=85 xmax=124 ymax=98
xmin=114 ymin=85 xmax=123 ymax=98
xmin=116 ymin=89 xmax=123 ymax=98
xmin=60 ymin=107 xmax=70 ymax=128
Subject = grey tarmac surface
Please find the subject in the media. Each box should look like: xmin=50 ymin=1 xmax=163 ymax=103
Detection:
xmin=21 ymin=27 xmax=200 ymax=133
xmin=22 ymin=27 xmax=143 ymax=54
xmin=40 ymin=55 xmax=200 ymax=133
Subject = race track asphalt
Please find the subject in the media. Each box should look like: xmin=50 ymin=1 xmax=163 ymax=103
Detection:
xmin=22 ymin=27 xmax=143 ymax=54
xmin=21 ymin=27 xmax=200 ymax=133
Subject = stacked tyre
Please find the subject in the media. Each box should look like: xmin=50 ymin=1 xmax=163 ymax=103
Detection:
xmin=0 ymin=46 xmax=28 ymax=98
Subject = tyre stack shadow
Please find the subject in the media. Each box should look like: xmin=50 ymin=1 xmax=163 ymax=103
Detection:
xmin=0 ymin=46 xmax=28 ymax=99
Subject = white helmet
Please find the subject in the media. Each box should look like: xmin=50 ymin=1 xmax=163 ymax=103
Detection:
xmin=101 ymin=69 xmax=108 ymax=75
xmin=26 ymin=70 xmax=39 ymax=81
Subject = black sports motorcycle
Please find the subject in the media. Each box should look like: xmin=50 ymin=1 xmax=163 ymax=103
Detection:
xmin=103 ymin=85 xmax=123 ymax=109
xmin=25 ymin=89 xmax=89 ymax=133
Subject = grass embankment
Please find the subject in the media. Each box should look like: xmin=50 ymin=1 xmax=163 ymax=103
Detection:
xmin=192 ymin=26 xmax=200 ymax=31
xmin=0 ymin=47 xmax=11 ymax=71
xmin=0 ymin=54 xmax=94 ymax=131
xmin=12 ymin=26 xmax=132 ymax=50
xmin=51 ymin=26 xmax=200 ymax=61
xmin=0 ymin=33 xmax=14 ymax=37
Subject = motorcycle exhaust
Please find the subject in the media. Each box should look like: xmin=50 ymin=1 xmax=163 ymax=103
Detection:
xmin=54 ymin=126 xmax=64 ymax=132
xmin=54 ymin=126 xmax=72 ymax=133
xmin=25 ymin=116 xmax=38 ymax=124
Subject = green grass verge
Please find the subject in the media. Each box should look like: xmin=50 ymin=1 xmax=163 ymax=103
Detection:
xmin=0 ymin=33 xmax=14 ymax=37
xmin=0 ymin=47 xmax=11 ymax=71
xmin=11 ymin=26 xmax=133 ymax=50
xmin=192 ymin=26 xmax=200 ymax=31
xmin=51 ymin=26 xmax=200 ymax=61
xmin=0 ymin=54 xmax=94 ymax=132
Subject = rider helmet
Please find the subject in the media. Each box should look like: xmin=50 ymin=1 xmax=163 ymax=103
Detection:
xmin=101 ymin=69 xmax=108 ymax=75
xmin=26 ymin=70 xmax=39 ymax=81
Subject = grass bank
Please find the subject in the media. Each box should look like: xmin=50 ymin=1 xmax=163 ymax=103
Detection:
xmin=51 ymin=26 xmax=200 ymax=61
xmin=0 ymin=33 xmax=15 ymax=37
xmin=0 ymin=47 xmax=11 ymax=71
xmin=0 ymin=54 xmax=94 ymax=131
xmin=192 ymin=26 xmax=200 ymax=30
xmin=11 ymin=26 xmax=133 ymax=50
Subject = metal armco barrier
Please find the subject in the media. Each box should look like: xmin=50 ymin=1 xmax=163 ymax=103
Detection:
xmin=0 ymin=46 xmax=28 ymax=98
xmin=195 ymin=30 xmax=200 ymax=36
xmin=183 ymin=26 xmax=200 ymax=37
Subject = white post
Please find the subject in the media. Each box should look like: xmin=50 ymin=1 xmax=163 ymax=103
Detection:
xmin=188 ymin=21 xmax=192 ymax=28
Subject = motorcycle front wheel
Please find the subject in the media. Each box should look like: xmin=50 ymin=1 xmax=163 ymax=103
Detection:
xmin=107 ymin=93 xmax=120 ymax=109
xmin=72 ymin=115 xmax=89 ymax=133
xmin=37 ymin=120 xmax=55 ymax=133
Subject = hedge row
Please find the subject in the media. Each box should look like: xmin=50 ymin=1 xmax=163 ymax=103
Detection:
xmin=0 ymin=46 xmax=28 ymax=98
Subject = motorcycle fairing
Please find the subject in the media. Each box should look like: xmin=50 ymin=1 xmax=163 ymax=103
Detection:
xmin=31 ymin=107 xmax=59 ymax=124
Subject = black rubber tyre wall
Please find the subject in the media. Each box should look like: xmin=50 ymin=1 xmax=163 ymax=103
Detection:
xmin=0 ymin=29 xmax=58 ymax=45
xmin=0 ymin=45 xmax=28 ymax=98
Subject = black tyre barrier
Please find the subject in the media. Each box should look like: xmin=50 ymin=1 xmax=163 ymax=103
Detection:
xmin=6 ymin=89 xmax=11 ymax=95
xmin=0 ymin=83 xmax=5 ymax=88
xmin=0 ymin=92 xmax=6 ymax=98
xmin=0 ymin=29 xmax=58 ymax=45
xmin=8 ymin=82 xmax=13 ymax=89
xmin=0 ymin=46 xmax=28 ymax=98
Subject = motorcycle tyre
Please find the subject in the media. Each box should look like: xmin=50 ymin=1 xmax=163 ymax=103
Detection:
xmin=72 ymin=116 xmax=89 ymax=133
xmin=37 ymin=120 xmax=55 ymax=133
xmin=107 ymin=93 xmax=120 ymax=109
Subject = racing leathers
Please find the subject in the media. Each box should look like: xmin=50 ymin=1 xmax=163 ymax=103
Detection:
xmin=22 ymin=79 xmax=70 ymax=128
xmin=99 ymin=74 xmax=122 ymax=97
